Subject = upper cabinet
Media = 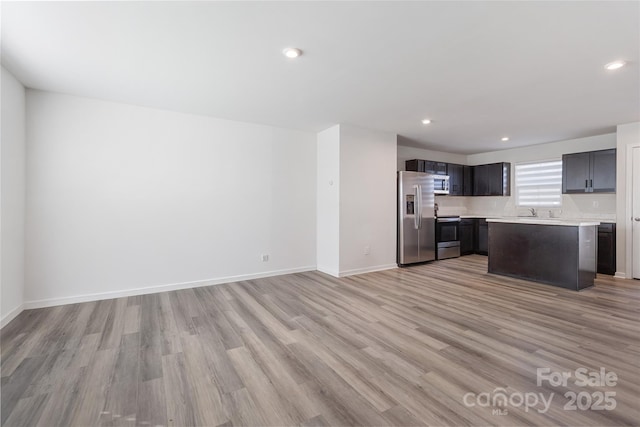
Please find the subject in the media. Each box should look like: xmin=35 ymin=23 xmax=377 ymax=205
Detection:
xmin=473 ymin=164 xmax=489 ymax=195
xmin=473 ymin=162 xmax=511 ymax=196
xmin=463 ymin=165 xmax=474 ymax=196
xmin=562 ymin=149 xmax=616 ymax=193
xmin=405 ymin=159 xmax=426 ymax=172
xmin=562 ymin=152 xmax=591 ymax=192
xmin=448 ymin=163 xmax=464 ymax=195
xmin=590 ymin=150 xmax=616 ymax=192
xmin=407 ymin=159 xmax=448 ymax=175
xmin=448 ymin=164 xmax=475 ymax=196
xmin=406 ymin=159 xmax=509 ymax=197
xmin=425 ymin=161 xmax=448 ymax=175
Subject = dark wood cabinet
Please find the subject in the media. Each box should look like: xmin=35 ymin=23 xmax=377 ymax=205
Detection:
xmin=562 ymin=152 xmax=591 ymax=193
xmin=459 ymin=219 xmax=476 ymax=255
xmin=457 ymin=217 xmax=491 ymax=257
xmin=459 ymin=219 xmax=615 ymax=266
xmin=406 ymin=159 xmax=447 ymax=175
xmin=437 ymin=162 xmax=448 ymax=175
xmin=473 ymin=165 xmax=489 ymax=196
xmin=488 ymin=222 xmax=596 ymax=290
xmin=597 ymin=223 xmax=616 ymax=275
xmin=406 ymin=159 xmax=509 ymax=197
xmin=473 ymin=163 xmax=510 ymax=196
xmin=562 ymin=149 xmax=616 ymax=193
xmin=425 ymin=161 xmax=448 ymax=175
xmin=591 ymin=150 xmax=616 ymax=192
xmin=448 ymin=164 xmax=464 ymax=196
xmin=447 ymin=163 xmax=474 ymax=196
xmin=405 ymin=159 xmax=425 ymax=172
xmin=476 ymin=218 xmax=488 ymax=255
xmin=463 ymin=166 xmax=474 ymax=196
xmin=488 ymin=163 xmax=510 ymax=196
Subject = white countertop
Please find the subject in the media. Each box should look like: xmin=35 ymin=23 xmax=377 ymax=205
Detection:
xmin=459 ymin=215 xmax=615 ymax=223
xmin=486 ymin=218 xmax=600 ymax=226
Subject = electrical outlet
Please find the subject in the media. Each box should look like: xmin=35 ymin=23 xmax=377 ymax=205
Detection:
xmin=261 ymin=254 xmax=269 ymax=262
xmin=364 ymin=246 xmax=370 ymax=255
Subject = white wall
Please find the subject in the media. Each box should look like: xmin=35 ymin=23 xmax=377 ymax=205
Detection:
xmin=466 ymin=133 xmax=617 ymax=166
xmin=316 ymin=125 xmax=340 ymax=276
xmin=25 ymin=90 xmax=317 ymax=306
xmin=339 ymin=124 xmax=397 ymax=275
xmin=616 ymin=121 xmax=640 ymax=278
xmin=1 ymin=67 xmax=26 ymax=327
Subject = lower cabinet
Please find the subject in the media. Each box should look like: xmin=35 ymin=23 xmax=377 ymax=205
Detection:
xmin=597 ymin=223 xmax=616 ymax=275
xmin=476 ymin=219 xmax=488 ymax=255
xmin=458 ymin=220 xmax=616 ymax=273
xmin=458 ymin=218 xmax=487 ymax=256
xmin=459 ymin=219 xmax=475 ymax=255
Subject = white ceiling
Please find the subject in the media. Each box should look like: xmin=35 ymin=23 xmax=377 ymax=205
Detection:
xmin=2 ymin=1 xmax=638 ymax=154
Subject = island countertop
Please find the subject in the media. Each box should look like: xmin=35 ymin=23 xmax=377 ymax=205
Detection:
xmin=486 ymin=217 xmax=600 ymax=227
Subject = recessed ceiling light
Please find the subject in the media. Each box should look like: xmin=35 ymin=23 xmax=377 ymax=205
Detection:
xmin=283 ymin=48 xmax=302 ymax=59
xmin=501 ymin=137 xmax=509 ymax=142
xmin=421 ymin=119 xmax=432 ymax=125
xmin=604 ymin=60 xmax=626 ymax=70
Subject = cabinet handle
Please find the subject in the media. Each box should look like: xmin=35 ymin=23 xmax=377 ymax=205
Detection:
xmin=590 ymin=179 xmax=593 ymax=188
xmin=585 ymin=180 xmax=588 ymax=190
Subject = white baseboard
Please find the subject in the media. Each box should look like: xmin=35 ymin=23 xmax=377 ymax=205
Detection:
xmin=1 ymin=303 xmax=25 ymax=329
xmin=614 ymin=272 xmax=627 ymax=279
xmin=339 ymin=263 xmax=397 ymax=277
xmin=316 ymin=266 xmax=340 ymax=277
xmin=4 ymin=263 xmax=398 ymax=318
xmin=22 ymin=265 xmax=316 ymax=310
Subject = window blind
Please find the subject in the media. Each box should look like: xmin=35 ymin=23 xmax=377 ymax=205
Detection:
xmin=515 ymin=160 xmax=562 ymax=207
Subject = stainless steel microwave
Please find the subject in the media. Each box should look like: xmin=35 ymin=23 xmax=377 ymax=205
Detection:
xmin=434 ymin=175 xmax=450 ymax=194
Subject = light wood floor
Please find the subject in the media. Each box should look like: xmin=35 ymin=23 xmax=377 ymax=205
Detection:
xmin=1 ymin=255 xmax=639 ymax=426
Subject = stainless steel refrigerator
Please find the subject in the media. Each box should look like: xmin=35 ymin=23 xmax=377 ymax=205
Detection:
xmin=397 ymin=171 xmax=436 ymax=266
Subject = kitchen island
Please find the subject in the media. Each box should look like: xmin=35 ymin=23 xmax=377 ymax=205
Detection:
xmin=487 ymin=218 xmax=599 ymax=290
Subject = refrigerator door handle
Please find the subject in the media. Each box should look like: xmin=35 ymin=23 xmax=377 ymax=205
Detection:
xmin=413 ymin=185 xmax=420 ymax=229
xmin=417 ymin=184 xmax=423 ymax=229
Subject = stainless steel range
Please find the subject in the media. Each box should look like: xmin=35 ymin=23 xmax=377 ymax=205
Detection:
xmin=436 ymin=216 xmax=461 ymax=259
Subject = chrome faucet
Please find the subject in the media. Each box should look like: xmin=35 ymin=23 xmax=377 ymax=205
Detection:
xmin=529 ymin=208 xmax=537 ymax=217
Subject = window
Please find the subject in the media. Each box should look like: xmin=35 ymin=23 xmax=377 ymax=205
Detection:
xmin=515 ymin=160 xmax=562 ymax=207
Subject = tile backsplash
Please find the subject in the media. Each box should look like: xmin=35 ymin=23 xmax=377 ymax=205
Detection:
xmin=435 ymin=194 xmax=616 ymax=221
